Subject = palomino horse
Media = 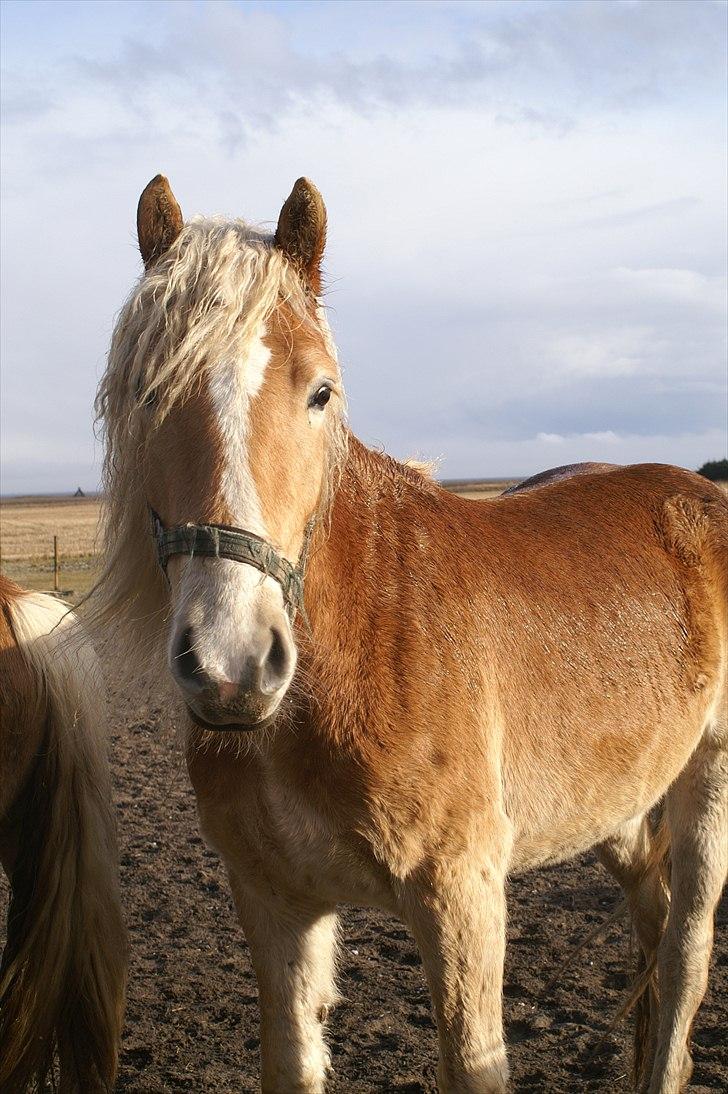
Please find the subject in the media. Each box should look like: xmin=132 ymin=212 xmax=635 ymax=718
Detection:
xmin=92 ymin=175 xmax=727 ymax=1093
xmin=0 ymin=577 xmax=127 ymax=1092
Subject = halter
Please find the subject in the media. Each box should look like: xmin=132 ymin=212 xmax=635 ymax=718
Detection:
xmin=150 ymin=508 xmax=311 ymax=619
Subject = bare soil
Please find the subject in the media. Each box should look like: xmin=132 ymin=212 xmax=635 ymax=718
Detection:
xmin=95 ymin=676 xmax=726 ymax=1093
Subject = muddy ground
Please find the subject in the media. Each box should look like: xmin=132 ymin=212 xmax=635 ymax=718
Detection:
xmin=2 ymin=672 xmax=726 ymax=1092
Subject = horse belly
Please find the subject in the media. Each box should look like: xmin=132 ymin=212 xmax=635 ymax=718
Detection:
xmin=504 ymin=682 xmax=716 ymax=873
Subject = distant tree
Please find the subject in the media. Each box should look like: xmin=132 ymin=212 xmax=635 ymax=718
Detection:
xmin=697 ymin=459 xmax=728 ymax=481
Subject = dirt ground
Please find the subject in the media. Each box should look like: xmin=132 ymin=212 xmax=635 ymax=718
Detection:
xmin=27 ymin=667 xmax=721 ymax=1094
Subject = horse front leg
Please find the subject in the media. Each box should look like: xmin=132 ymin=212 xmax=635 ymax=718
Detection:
xmin=228 ymin=872 xmax=339 ymax=1094
xmin=400 ymin=853 xmax=510 ymax=1093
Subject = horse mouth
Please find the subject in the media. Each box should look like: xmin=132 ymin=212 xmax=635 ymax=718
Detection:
xmin=185 ymin=706 xmax=279 ymax=734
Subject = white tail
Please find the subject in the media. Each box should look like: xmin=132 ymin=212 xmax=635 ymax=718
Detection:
xmin=0 ymin=591 xmax=127 ymax=1092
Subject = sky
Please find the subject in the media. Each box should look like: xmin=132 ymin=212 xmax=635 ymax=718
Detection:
xmin=1 ymin=0 xmax=726 ymax=493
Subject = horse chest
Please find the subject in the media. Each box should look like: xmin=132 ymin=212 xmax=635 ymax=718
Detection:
xmin=270 ymin=796 xmax=397 ymax=908
xmin=189 ymin=745 xmax=400 ymax=909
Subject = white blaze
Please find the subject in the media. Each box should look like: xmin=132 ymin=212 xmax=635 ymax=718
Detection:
xmin=208 ymin=323 xmax=271 ymax=535
xmin=172 ymin=321 xmax=292 ymax=688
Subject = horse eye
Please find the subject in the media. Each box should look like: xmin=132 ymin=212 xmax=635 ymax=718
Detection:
xmin=309 ymin=384 xmax=331 ymax=410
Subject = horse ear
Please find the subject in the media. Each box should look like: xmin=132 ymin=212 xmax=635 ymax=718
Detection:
xmin=137 ymin=175 xmax=184 ymax=270
xmin=274 ymin=178 xmax=327 ymax=293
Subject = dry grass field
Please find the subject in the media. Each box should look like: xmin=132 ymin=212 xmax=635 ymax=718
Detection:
xmin=441 ymin=478 xmax=519 ymax=499
xmin=2 ymin=478 xmax=725 ymax=598
xmin=0 ymin=494 xmax=102 ymax=596
xmin=0 ymin=494 xmax=100 ymax=559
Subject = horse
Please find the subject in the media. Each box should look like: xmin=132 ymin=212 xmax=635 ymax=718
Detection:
xmin=90 ymin=174 xmax=727 ymax=1093
xmin=0 ymin=577 xmax=127 ymax=1092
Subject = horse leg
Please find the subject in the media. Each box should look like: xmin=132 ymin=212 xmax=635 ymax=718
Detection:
xmin=596 ymin=814 xmax=670 ymax=1087
xmin=649 ymin=729 xmax=728 ymax=1094
xmin=228 ymin=873 xmax=339 ymax=1094
xmin=400 ymin=855 xmax=510 ymax=1093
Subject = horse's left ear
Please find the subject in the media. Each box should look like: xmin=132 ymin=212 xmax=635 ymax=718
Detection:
xmin=137 ymin=175 xmax=184 ymax=270
xmin=274 ymin=178 xmax=327 ymax=293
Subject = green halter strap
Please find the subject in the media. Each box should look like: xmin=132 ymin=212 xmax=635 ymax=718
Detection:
xmin=150 ymin=508 xmax=313 ymax=620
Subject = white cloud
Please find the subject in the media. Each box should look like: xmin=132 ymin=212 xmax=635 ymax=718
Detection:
xmin=537 ymin=430 xmax=620 ymax=445
xmin=611 ymin=267 xmax=728 ymax=312
xmin=583 ymin=430 xmax=620 ymax=444
xmin=546 ymin=331 xmax=650 ymax=378
xmin=1 ymin=0 xmax=726 ymax=492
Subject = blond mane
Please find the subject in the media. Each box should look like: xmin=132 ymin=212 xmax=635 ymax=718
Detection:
xmin=87 ymin=218 xmax=346 ymax=665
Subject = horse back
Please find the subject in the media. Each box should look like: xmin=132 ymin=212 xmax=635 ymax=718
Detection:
xmin=477 ymin=462 xmax=728 ymax=691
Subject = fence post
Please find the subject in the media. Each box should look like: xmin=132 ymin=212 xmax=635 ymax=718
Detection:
xmin=53 ymin=535 xmax=60 ymax=592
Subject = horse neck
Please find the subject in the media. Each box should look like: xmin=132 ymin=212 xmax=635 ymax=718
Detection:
xmin=297 ymin=435 xmax=439 ymax=682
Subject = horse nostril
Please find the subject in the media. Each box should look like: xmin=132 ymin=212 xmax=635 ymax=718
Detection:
xmin=261 ymin=626 xmax=293 ymax=694
xmin=173 ymin=627 xmax=205 ymax=686
xmin=172 ymin=624 xmax=292 ymax=703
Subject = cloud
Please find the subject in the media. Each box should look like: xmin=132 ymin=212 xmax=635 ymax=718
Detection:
xmin=611 ymin=267 xmax=728 ymax=312
xmin=538 ymin=429 xmax=620 ymax=445
xmin=3 ymin=0 xmax=726 ymax=150
xmin=545 ymin=331 xmax=650 ymax=378
xmin=576 ymin=197 xmax=701 ymax=231
xmin=0 ymin=0 xmax=726 ymax=492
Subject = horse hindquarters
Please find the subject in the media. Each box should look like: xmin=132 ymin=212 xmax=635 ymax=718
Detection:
xmin=0 ymin=596 xmax=127 ymax=1094
xmin=643 ymin=495 xmax=728 ymax=1092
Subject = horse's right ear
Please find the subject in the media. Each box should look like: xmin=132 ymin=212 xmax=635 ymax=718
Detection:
xmin=275 ymin=178 xmax=327 ymax=293
xmin=137 ymin=175 xmax=184 ymax=270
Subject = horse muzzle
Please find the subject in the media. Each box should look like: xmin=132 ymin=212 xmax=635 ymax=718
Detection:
xmin=170 ymin=620 xmax=295 ymax=731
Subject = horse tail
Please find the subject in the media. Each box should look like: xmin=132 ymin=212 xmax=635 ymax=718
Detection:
xmin=631 ymin=809 xmax=671 ymax=1090
xmin=0 ymin=592 xmax=127 ymax=1093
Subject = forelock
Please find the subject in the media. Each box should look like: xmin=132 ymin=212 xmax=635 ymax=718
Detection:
xmin=100 ymin=217 xmax=316 ymax=426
